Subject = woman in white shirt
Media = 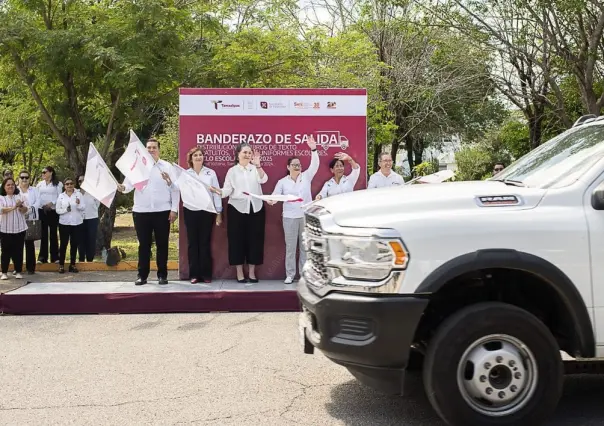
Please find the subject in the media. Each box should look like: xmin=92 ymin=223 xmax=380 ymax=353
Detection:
xmin=17 ymin=170 xmax=39 ymax=274
xmin=0 ymin=178 xmax=29 ymax=280
xmin=76 ymin=175 xmax=101 ymax=262
xmin=209 ymin=143 xmax=268 ymax=283
xmin=36 ymin=166 xmax=63 ymax=264
xmin=268 ymin=136 xmax=319 ymax=284
xmin=315 ymin=152 xmax=361 ymax=200
xmin=183 ymin=147 xmax=223 ymax=284
xmin=56 ymin=178 xmax=86 ymax=273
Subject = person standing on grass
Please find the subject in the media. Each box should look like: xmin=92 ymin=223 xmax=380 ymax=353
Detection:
xmin=117 ymin=137 xmax=179 ymax=286
xmin=268 ymin=136 xmax=319 ymax=284
xmin=36 ymin=166 xmax=62 ymax=264
xmin=183 ymin=147 xmax=222 ymax=284
xmin=0 ymin=178 xmax=28 ymax=280
xmin=56 ymin=178 xmax=85 ymax=274
xmin=17 ymin=170 xmax=39 ymax=275
xmin=76 ymin=175 xmax=100 ymax=262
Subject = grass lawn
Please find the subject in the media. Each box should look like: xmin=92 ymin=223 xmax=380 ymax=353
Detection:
xmin=112 ymin=213 xmax=180 ymax=261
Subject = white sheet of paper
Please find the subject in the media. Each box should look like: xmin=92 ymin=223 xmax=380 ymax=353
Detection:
xmin=243 ymin=192 xmax=304 ymax=203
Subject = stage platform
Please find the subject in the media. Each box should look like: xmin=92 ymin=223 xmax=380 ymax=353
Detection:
xmin=0 ymin=280 xmax=300 ymax=315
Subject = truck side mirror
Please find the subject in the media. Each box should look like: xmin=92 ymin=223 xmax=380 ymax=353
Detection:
xmin=591 ymin=185 xmax=604 ymax=210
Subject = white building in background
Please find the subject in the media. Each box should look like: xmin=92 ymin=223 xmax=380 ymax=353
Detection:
xmin=393 ymin=135 xmax=462 ymax=176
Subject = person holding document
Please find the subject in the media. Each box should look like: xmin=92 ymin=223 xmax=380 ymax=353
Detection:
xmin=208 ymin=143 xmax=268 ymax=283
xmin=183 ymin=147 xmax=222 ymax=284
xmin=117 ymin=138 xmax=178 ymax=285
xmin=268 ymin=136 xmax=319 ymax=284
xmin=315 ymin=152 xmax=361 ymax=200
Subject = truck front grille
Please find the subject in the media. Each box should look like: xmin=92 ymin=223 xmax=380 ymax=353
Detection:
xmin=304 ymin=212 xmax=328 ymax=287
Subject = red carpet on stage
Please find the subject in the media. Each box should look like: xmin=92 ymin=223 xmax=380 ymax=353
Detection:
xmin=0 ymin=280 xmax=301 ymax=315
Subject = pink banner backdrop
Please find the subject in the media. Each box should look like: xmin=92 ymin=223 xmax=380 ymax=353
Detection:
xmin=178 ymin=88 xmax=368 ymax=280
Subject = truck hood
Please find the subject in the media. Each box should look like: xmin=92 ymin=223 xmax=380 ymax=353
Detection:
xmin=311 ymin=181 xmax=547 ymax=228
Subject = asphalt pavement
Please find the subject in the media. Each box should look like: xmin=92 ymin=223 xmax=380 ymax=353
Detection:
xmin=0 ymin=313 xmax=602 ymax=425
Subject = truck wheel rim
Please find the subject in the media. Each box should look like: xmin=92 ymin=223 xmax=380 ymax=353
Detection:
xmin=456 ymin=334 xmax=538 ymax=417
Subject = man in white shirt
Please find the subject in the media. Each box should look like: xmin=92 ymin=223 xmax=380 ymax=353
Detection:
xmin=117 ymin=138 xmax=179 ymax=285
xmin=368 ymin=153 xmax=405 ymax=188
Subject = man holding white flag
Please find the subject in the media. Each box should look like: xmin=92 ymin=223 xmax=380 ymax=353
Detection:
xmin=176 ymin=146 xmax=223 ymax=283
xmin=116 ymin=135 xmax=179 ymax=285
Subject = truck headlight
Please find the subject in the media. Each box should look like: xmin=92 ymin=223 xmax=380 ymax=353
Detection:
xmin=325 ymin=237 xmax=408 ymax=280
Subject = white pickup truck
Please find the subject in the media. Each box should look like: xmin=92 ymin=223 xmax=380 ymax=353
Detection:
xmin=298 ymin=114 xmax=604 ymax=426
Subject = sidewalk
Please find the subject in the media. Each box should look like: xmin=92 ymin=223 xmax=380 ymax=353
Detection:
xmin=0 ymin=270 xmax=181 ymax=294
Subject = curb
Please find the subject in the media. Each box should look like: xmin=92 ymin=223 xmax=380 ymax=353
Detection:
xmin=9 ymin=260 xmax=179 ymax=272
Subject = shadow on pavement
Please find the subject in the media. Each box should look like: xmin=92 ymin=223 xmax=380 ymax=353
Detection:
xmin=327 ymin=372 xmax=604 ymax=426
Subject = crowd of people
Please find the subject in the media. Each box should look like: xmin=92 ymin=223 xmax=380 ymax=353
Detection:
xmin=0 ymin=139 xmax=406 ymax=285
xmin=0 ymin=168 xmax=100 ymax=280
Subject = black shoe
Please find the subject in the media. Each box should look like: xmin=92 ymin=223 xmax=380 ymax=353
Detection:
xmin=158 ymin=278 xmax=169 ymax=285
xmin=135 ymin=278 xmax=147 ymax=285
xmin=58 ymin=266 xmax=65 ymax=274
xmin=237 ymin=278 xmax=248 ymax=283
xmin=248 ymin=278 xmax=259 ymax=283
xmin=69 ymin=265 xmax=79 ymax=273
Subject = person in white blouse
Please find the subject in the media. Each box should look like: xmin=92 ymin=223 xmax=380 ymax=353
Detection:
xmin=76 ymin=175 xmax=101 ymax=263
xmin=36 ymin=166 xmax=63 ymax=264
xmin=17 ymin=170 xmax=39 ymax=274
xmin=315 ymin=152 xmax=361 ymax=200
xmin=183 ymin=147 xmax=223 ymax=284
xmin=56 ymin=178 xmax=86 ymax=274
xmin=117 ymin=137 xmax=179 ymax=285
xmin=367 ymin=153 xmax=405 ymax=188
xmin=268 ymin=136 xmax=319 ymax=284
xmin=209 ymin=143 xmax=268 ymax=283
xmin=0 ymin=178 xmax=29 ymax=280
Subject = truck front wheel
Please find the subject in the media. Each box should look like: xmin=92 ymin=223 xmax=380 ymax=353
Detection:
xmin=423 ymin=302 xmax=563 ymax=426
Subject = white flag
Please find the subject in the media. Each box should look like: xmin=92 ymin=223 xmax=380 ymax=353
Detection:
xmin=81 ymin=143 xmax=118 ymax=208
xmin=243 ymin=192 xmax=304 ymax=203
xmin=173 ymin=164 xmax=217 ymax=213
xmin=115 ymin=129 xmax=155 ymax=191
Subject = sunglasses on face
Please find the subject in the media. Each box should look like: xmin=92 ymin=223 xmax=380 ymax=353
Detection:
xmin=20 ymin=176 xmax=29 ymax=180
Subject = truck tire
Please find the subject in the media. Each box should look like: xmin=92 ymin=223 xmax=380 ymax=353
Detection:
xmin=422 ymin=302 xmax=563 ymax=426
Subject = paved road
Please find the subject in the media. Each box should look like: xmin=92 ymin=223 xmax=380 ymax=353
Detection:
xmin=0 ymin=313 xmax=602 ymax=425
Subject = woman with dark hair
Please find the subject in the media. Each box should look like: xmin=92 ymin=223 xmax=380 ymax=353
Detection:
xmin=315 ymin=152 xmax=360 ymax=200
xmin=17 ymin=169 xmax=39 ymax=274
xmin=0 ymin=178 xmax=28 ymax=280
xmin=268 ymin=136 xmax=319 ymax=284
xmin=56 ymin=177 xmax=85 ymax=273
xmin=183 ymin=146 xmax=222 ymax=283
xmin=36 ymin=166 xmax=62 ymax=264
xmin=76 ymin=175 xmax=100 ymax=262
xmin=209 ymin=143 xmax=268 ymax=283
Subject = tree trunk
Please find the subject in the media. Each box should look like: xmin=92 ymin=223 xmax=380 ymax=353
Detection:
xmin=373 ymin=143 xmax=381 ymax=174
xmin=96 ymin=202 xmax=117 ymax=254
xmin=390 ymin=139 xmax=401 ymax=166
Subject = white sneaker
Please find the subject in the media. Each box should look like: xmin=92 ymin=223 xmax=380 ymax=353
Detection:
xmin=284 ymin=276 xmax=294 ymax=284
xmin=15 ymin=273 xmax=22 ymax=279
xmin=0 ymin=274 xmax=7 ymax=280
xmin=12 ymin=271 xmax=16 ymax=276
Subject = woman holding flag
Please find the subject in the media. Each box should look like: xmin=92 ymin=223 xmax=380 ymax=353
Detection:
xmin=268 ymin=135 xmax=319 ymax=284
xmin=183 ymin=147 xmax=222 ymax=283
xmin=209 ymin=143 xmax=268 ymax=283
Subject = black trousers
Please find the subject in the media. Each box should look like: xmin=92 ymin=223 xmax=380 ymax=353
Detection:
xmin=133 ymin=211 xmax=170 ymax=280
xmin=25 ymin=240 xmax=36 ymax=273
xmin=38 ymin=208 xmax=59 ymax=263
xmin=227 ymin=204 xmax=265 ymax=266
xmin=0 ymin=231 xmax=25 ymax=274
xmin=59 ymin=224 xmax=79 ymax=266
xmin=78 ymin=218 xmax=99 ymax=262
xmin=184 ymin=208 xmax=215 ymax=280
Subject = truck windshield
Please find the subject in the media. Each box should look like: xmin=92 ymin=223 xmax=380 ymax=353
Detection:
xmin=491 ymin=124 xmax=604 ymax=188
